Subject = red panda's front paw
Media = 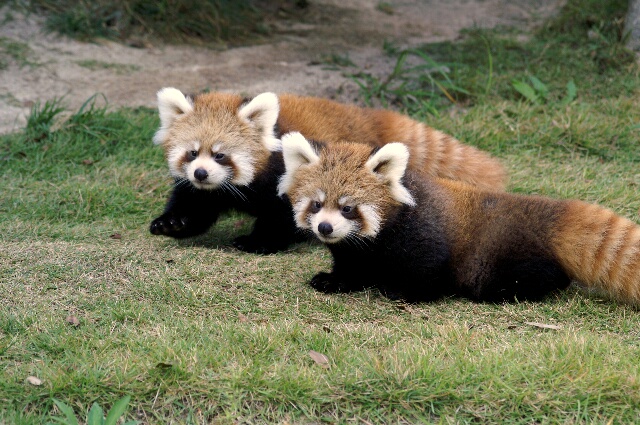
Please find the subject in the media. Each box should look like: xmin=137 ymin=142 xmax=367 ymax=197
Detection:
xmin=149 ymin=213 xmax=189 ymax=237
xmin=309 ymin=272 xmax=352 ymax=293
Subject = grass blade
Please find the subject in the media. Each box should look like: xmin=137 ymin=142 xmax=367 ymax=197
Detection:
xmin=51 ymin=399 xmax=79 ymax=425
xmin=512 ymin=80 xmax=539 ymax=104
xmin=87 ymin=402 xmax=104 ymax=425
xmin=528 ymin=75 xmax=549 ymax=99
xmin=104 ymin=396 xmax=131 ymax=425
xmin=561 ymin=79 xmax=577 ymax=105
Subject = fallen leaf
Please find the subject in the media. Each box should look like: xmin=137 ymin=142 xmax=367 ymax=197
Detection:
xmin=26 ymin=376 xmax=42 ymax=386
xmin=155 ymin=362 xmax=173 ymax=369
xmin=308 ymin=350 xmax=329 ymax=369
xmin=238 ymin=313 xmax=248 ymax=323
xmin=525 ymin=322 xmax=561 ymax=330
xmin=109 ymin=233 xmax=122 ymax=240
xmin=82 ymin=159 xmax=94 ymax=165
xmin=65 ymin=315 xmax=80 ymax=327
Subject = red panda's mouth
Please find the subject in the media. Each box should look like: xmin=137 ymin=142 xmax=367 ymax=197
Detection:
xmin=317 ymin=234 xmax=342 ymax=244
xmin=191 ymin=180 xmax=220 ymax=190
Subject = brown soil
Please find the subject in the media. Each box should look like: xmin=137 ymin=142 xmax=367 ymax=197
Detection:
xmin=0 ymin=0 xmax=563 ymax=134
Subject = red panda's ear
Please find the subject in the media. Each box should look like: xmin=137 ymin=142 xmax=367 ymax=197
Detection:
xmin=153 ymin=87 xmax=194 ymax=145
xmin=278 ymin=132 xmax=320 ymax=196
xmin=238 ymin=92 xmax=280 ymax=152
xmin=365 ymin=143 xmax=416 ymax=206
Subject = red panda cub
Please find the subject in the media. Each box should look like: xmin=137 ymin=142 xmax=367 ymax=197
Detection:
xmin=279 ymin=132 xmax=640 ymax=304
xmin=150 ymin=87 xmax=506 ymax=254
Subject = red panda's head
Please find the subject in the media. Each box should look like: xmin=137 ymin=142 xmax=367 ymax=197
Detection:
xmin=278 ymin=132 xmax=416 ymax=244
xmin=152 ymin=88 xmax=281 ymax=190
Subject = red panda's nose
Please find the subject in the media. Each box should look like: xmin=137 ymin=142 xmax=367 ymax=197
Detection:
xmin=194 ymin=168 xmax=208 ymax=182
xmin=318 ymin=222 xmax=333 ymax=236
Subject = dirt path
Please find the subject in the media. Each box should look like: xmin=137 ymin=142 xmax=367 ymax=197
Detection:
xmin=0 ymin=0 xmax=563 ymax=134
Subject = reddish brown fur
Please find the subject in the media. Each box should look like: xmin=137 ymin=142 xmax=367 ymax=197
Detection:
xmin=552 ymin=201 xmax=640 ymax=303
xmin=169 ymin=92 xmax=507 ymax=190
xmin=287 ymin=142 xmax=401 ymax=222
xmin=163 ymin=93 xmax=273 ymax=176
xmin=436 ymin=180 xmax=640 ymax=304
xmin=285 ymin=142 xmax=640 ymax=305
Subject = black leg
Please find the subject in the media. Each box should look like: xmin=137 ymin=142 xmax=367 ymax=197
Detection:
xmin=232 ymin=201 xmax=304 ymax=254
xmin=150 ymin=184 xmax=221 ymax=239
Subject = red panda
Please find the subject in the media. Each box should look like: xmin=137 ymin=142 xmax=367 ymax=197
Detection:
xmin=150 ymin=88 xmax=506 ymax=254
xmin=279 ymin=132 xmax=640 ymax=304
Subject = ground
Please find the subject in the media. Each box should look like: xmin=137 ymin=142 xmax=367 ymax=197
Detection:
xmin=0 ymin=0 xmax=563 ymax=134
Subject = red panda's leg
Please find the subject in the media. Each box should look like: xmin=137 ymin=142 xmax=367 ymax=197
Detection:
xmin=232 ymin=196 xmax=305 ymax=254
xmin=150 ymin=182 xmax=222 ymax=238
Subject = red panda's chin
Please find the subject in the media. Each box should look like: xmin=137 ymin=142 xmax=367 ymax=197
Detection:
xmin=316 ymin=234 xmax=343 ymax=244
xmin=190 ymin=180 xmax=221 ymax=190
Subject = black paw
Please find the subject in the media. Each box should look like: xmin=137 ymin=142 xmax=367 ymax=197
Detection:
xmin=309 ymin=272 xmax=352 ymax=293
xmin=232 ymin=234 xmax=287 ymax=255
xmin=150 ymin=213 xmax=192 ymax=238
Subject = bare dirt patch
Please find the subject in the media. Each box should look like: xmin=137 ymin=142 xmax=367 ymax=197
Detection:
xmin=0 ymin=0 xmax=563 ymax=134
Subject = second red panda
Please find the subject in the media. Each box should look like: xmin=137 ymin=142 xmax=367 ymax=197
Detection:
xmin=279 ymin=132 xmax=640 ymax=304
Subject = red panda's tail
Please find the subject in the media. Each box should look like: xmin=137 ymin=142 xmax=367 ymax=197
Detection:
xmin=552 ymin=200 xmax=640 ymax=304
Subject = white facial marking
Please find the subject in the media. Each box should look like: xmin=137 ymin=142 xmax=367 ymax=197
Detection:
xmin=186 ymin=155 xmax=230 ymax=190
xmin=311 ymin=209 xmax=354 ymax=243
xmin=229 ymin=150 xmax=255 ymax=186
xmin=357 ymin=204 xmax=382 ymax=237
xmin=293 ymin=197 xmax=311 ymax=229
xmin=167 ymin=141 xmax=199 ymax=178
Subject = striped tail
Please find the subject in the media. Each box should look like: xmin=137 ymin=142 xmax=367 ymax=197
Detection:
xmin=552 ymin=200 xmax=640 ymax=305
xmin=373 ymin=110 xmax=507 ymax=191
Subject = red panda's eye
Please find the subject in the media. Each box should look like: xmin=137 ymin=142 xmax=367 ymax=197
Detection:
xmin=187 ymin=150 xmax=198 ymax=161
xmin=310 ymin=201 xmax=322 ymax=213
xmin=215 ymin=153 xmax=225 ymax=160
xmin=341 ymin=205 xmax=357 ymax=219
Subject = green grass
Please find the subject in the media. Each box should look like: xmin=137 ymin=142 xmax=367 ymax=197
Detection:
xmin=21 ymin=0 xmax=292 ymax=44
xmin=2 ymin=0 xmax=640 ymax=422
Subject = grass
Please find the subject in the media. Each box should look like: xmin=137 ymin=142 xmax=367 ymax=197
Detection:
xmin=21 ymin=0 xmax=296 ymax=44
xmin=0 ymin=36 xmax=38 ymax=69
xmin=2 ymin=0 xmax=640 ymax=423
xmin=75 ymin=60 xmax=141 ymax=74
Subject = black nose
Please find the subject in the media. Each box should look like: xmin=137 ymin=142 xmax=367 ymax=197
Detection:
xmin=194 ymin=168 xmax=208 ymax=182
xmin=318 ymin=222 xmax=333 ymax=236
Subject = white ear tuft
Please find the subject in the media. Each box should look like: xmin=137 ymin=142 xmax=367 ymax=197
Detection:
xmin=238 ymin=92 xmax=280 ymax=152
xmin=278 ymin=132 xmax=320 ymax=196
xmin=365 ymin=143 xmax=415 ymax=206
xmin=153 ymin=87 xmax=194 ymax=145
